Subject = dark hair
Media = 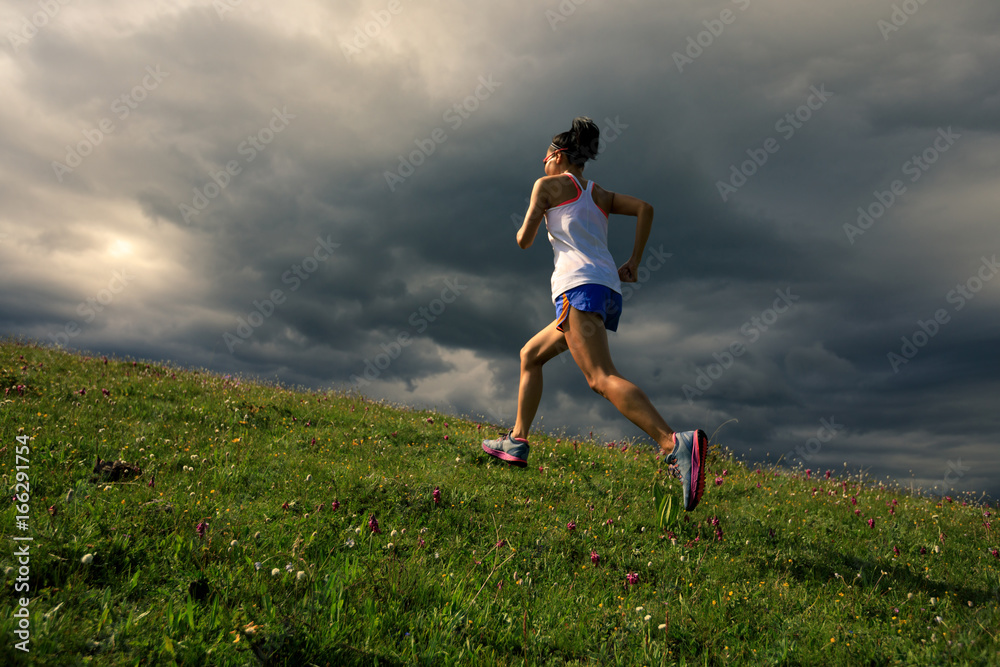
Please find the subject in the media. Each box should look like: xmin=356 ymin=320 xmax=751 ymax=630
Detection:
xmin=551 ymin=116 xmax=600 ymax=166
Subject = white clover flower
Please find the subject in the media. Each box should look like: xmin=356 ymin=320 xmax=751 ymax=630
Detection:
xmin=254 ymin=562 xmax=262 ymax=570
xmin=644 ymin=615 xmax=652 ymax=622
xmin=658 ymin=624 xmax=666 ymax=630
xmin=296 ymin=571 xmax=306 ymax=581
xmin=81 ymin=554 xmax=94 ymax=565
xmin=254 ymin=531 xmax=261 ymax=540
xmin=386 ymin=543 xmax=394 ymax=549
xmin=305 ymin=474 xmax=312 ymax=482
xmin=635 ymin=606 xmax=643 ymax=612
xmin=390 ymin=530 xmax=398 ymax=537
xmin=230 ymin=540 xmax=238 ymax=547
xmin=271 ymin=568 xmax=280 ymax=576
xmin=355 ymin=527 xmax=362 ymax=534
xmin=285 ymin=563 xmax=293 ymax=572
xmin=345 ymin=539 xmax=355 ymax=548
xmin=191 ymin=454 xmax=198 ymax=460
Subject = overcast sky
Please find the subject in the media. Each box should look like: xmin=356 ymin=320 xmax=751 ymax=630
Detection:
xmin=2 ymin=0 xmax=998 ymax=501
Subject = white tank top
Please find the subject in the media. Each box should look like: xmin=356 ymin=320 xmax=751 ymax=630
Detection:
xmin=545 ymin=173 xmax=622 ymax=304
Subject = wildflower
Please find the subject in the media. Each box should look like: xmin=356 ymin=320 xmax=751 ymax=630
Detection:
xmin=991 ymin=549 xmax=999 ymax=559
xmin=715 ymin=476 xmax=724 ymax=486
xmin=345 ymin=539 xmax=355 ymax=548
xmin=386 ymin=543 xmax=394 ymax=549
xmin=78 ymin=388 xmax=86 ymax=396
xmin=316 ymin=503 xmax=324 ymax=512
xmin=285 ymin=562 xmax=293 ymax=572
xmin=148 ymin=476 xmax=155 ymax=489
xmin=271 ymin=568 xmax=280 ymax=576
xmin=825 ymin=470 xmax=832 ymax=479
xmin=920 ymin=546 xmax=927 ymax=554
xmin=282 ymin=501 xmax=289 ymax=511
xmin=433 ymin=487 xmax=441 ymax=504
xmin=805 ymin=469 xmax=812 ymax=479
xmin=305 ymin=474 xmax=312 ymax=482
xmin=254 ymin=531 xmax=261 ymax=540
xmin=81 ymin=554 xmax=94 ymax=565
xmin=722 ymin=469 xmax=728 ymax=476
xmin=567 ymin=521 xmax=576 ymax=531
xmin=635 ymin=606 xmax=644 ymax=612
xmin=945 ymin=496 xmax=953 ymax=503
xmin=332 ymin=500 xmax=340 ymax=511
xmin=230 ymin=540 xmax=238 ymax=547
xmin=196 ymin=520 xmax=208 ymax=538
xmin=715 ymin=527 xmax=724 ymax=541
xmin=368 ymin=514 xmax=381 ymax=534
xmin=254 ymin=562 xmax=262 ymax=570
xmin=444 ymin=435 xmax=449 ymax=440
xmin=426 ymin=417 xmax=434 ymax=424
xmin=605 ymin=519 xmax=613 ymax=526
xmin=48 ymin=505 xmax=56 ymax=516
xmin=867 ymin=518 xmax=875 ymax=529
xmin=102 ymin=388 xmax=110 ymax=396
xmin=644 ymin=614 xmax=652 ymax=621
xmin=626 ymin=572 xmax=639 ymax=586
xmin=710 ymin=516 xmax=720 ymax=527
xmin=418 ymin=538 xmax=425 ymax=547
xmin=893 ymin=546 xmax=900 ymax=556
xmin=591 ymin=551 xmax=600 ymax=565
xmin=854 ymin=509 xmax=861 ymax=516
xmin=496 ymin=540 xmax=506 ymax=548
xmin=851 ymin=496 xmax=857 ymax=506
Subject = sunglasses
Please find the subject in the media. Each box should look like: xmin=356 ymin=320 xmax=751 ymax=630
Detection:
xmin=543 ymin=147 xmax=567 ymax=164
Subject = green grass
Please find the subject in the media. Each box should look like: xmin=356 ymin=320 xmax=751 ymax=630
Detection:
xmin=1 ymin=336 xmax=998 ymax=666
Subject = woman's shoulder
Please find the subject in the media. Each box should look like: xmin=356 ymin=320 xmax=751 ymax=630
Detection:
xmin=590 ymin=181 xmax=615 ymax=213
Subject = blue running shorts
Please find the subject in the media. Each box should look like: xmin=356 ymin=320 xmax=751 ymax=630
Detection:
xmin=555 ymin=284 xmax=623 ymax=332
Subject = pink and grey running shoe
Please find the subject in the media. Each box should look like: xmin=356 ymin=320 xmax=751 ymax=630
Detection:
xmin=667 ymin=430 xmax=708 ymax=511
xmin=482 ymin=429 xmax=530 ymax=468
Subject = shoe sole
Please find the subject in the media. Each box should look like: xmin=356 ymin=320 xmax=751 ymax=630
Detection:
xmin=674 ymin=430 xmax=708 ymax=511
xmin=482 ymin=442 xmax=528 ymax=468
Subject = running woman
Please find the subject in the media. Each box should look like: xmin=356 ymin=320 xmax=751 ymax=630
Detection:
xmin=482 ymin=117 xmax=707 ymax=511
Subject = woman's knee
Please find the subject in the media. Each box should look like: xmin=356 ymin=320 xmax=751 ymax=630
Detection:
xmin=520 ymin=343 xmax=541 ymax=368
xmin=587 ymin=373 xmax=611 ymax=397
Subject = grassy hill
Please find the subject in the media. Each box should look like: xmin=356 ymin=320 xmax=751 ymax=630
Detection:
xmin=1 ymin=337 xmax=998 ymax=666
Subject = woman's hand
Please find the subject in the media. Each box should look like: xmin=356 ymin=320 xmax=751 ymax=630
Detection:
xmin=618 ymin=258 xmax=640 ymax=283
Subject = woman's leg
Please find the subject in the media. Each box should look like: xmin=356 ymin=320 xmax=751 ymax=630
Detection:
xmin=562 ymin=307 xmax=675 ymax=454
xmin=512 ymin=319 xmax=568 ymax=440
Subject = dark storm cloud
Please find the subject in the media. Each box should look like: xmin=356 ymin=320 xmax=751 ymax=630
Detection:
xmin=1 ymin=0 xmax=997 ymax=500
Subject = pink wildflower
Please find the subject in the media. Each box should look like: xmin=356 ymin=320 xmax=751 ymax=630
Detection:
xmin=591 ymin=550 xmax=600 ymax=565
xmin=626 ymin=572 xmax=639 ymax=586
xmin=567 ymin=521 xmax=576 ymax=531
xmin=368 ymin=514 xmax=381 ymax=534
xmin=867 ymin=518 xmax=875 ymax=529
xmin=433 ymin=487 xmax=441 ymax=504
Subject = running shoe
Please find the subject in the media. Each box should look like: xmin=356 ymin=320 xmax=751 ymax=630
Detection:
xmin=666 ymin=430 xmax=707 ymax=511
xmin=482 ymin=429 xmax=530 ymax=468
